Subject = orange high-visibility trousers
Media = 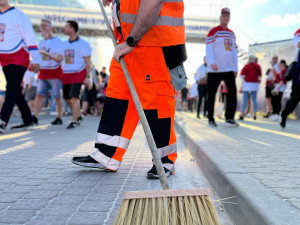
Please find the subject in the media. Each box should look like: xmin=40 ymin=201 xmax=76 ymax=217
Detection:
xmin=90 ymin=46 xmax=177 ymax=173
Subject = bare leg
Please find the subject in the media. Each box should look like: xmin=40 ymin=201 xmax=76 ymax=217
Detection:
xmin=267 ymin=97 xmax=272 ymax=113
xmin=71 ymin=97 xmax=80 ymax=121
xmin=82 ymin=101 xmax=88 ymax=114
xmin=56 ymin=98 xmax=63 ymax=119
xmin=28 ymin=100 xmax=34 ymax=112
xmin=0 ymin=96 xmax=5 ymax=111
xmin=33 ymin=95 xmax=45 ymax=117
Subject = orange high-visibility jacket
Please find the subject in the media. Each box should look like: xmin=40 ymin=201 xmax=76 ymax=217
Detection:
xmin=120 ymin=0 xmax=185 ymax=47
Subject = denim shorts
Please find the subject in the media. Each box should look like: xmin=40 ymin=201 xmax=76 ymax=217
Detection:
xmin=37 ymin=79 xmax=62 ymax=99
xmin=0 ymin=91 xmax=5 ymax=96
xmin=24 ymin=86 xmax=37 ymax=101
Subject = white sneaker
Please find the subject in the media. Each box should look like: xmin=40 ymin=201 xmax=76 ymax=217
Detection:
xmin=270 ymin=114 xmax=279 ymax=121
xmin=50 ymin=111 xmax=57 ymax=116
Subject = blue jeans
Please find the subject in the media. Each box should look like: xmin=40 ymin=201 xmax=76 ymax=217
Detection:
xmin=242 ymin=91 xmax=257 ymax=114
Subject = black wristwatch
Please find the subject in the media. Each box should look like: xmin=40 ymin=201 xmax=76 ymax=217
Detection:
xmin=126 ymin=35 xmax=139 ymax=47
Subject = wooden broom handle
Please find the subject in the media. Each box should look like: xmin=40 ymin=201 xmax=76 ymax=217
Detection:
xmin=97 ymin=0 xmax=169 ymax=190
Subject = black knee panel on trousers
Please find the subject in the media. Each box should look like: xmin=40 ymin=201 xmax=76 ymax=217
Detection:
xmin=97 ymin=97 xmax=129 ymax=136
xmin=144 ymin=110 xmax=171 ymax=149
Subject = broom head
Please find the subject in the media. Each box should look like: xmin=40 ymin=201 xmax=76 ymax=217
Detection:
xmin=113 ymin=189 xmax=222 ymax=225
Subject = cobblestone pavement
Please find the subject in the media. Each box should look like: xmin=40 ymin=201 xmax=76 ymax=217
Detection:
xmin=0 ymin=115 xmax=232 ymax=225
xmin=176 ymin=111 xmax=300 ymax=211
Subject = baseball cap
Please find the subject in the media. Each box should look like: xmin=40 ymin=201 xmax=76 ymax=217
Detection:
xmin=221 ymin=8 xmax=230 ymax=15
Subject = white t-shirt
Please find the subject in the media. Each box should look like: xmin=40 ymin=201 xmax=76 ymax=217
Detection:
xmin=195 ymin=64 xmax=207 ymax=82
xmin=189 ymin=83 xmax=198 ymax=98
xmin=39 ymin=37 xmax=62 ymax=70
xmin=275 ymin=83 xmax=286 ymax=93
xmin=24 ymin=70 xmax=37 ymax=87
xmin=242 ymin=80 xmax=259 ymax=92
xmin=60 ymin=37 xmax=92 ymax=74
xmin=267 ymin=63 xmax=280 ymax=81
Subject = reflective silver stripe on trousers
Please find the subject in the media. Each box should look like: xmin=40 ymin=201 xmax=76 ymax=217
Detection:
xmin=157 ymin=143 xmax=177 ymax=158
xmin=163 ymin=0 xmax=183 ymax=2
xmin=122 ymin=13 xmax=184 ymax=27
xmin=96 ymin=133 xmax=130 ymax=150
xmin=163 ymin=163 xmax=175 ymax=174
xmin=90 ymin=150 xmax=121 ymax=171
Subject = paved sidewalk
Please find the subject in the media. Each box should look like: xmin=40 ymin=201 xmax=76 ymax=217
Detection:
xmin=0 ymin=115 xmax=232 ymax=225
xmin=175 ymin=111 xmax=300 ymax=225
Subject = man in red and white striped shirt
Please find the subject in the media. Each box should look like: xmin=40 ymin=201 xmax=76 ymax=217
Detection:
xmin=205 ymin=7 xmax=239 ymax=127
xmin=0 ymin=0 xmax=40 ymax=133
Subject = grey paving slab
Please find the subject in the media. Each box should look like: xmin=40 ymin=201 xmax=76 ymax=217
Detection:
xmin=0 ymin=115 xmax=232 ymax=225
xmin=175 ymin=111 xmax=300 ymax=225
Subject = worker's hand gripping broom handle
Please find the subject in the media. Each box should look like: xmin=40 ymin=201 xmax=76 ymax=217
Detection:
xmin=97 ymin=0 xmax=169 ymax=190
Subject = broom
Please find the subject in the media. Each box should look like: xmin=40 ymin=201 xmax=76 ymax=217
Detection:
xmin=97 ymin=1 xmax=222 ymax=224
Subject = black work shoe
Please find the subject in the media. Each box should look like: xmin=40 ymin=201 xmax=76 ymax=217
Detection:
xmin=72 ymin=155 xmax=108 ymax=170
xmin=11 ymin=123 xmax=34 ymax=130
xmin=280 ymin=117 xmax=286 ymax=128
xmin=208 ymin=120 xmax=217 ymax=127
xmin=197 ymin=114 xmax=200 ymax=119
xmin=32 ymin=115 xmax=38 ymax=125
xmin=51 ymin=117 xmax=63 ymax=125
xmin=147 ymin=165 xmax=171 ymax=179
xmin=67 ymin=121 xmax=77 ymax=129
xmin=0 ymin=121 xmax=6 ymax=133
xmin=225 ymin=119 xmax=239 ymax=127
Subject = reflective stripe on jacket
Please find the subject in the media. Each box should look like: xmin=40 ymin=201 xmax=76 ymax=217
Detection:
xmin=120 ymin=0 xmax=185 ymax=47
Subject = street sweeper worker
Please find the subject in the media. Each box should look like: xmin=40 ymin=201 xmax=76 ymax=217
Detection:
xmin=72 ymin=0 xmax=187 ymax=179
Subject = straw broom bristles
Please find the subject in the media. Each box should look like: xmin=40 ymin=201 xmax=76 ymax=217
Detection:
xmin=113 ymin=190 xmax=221 ymax=225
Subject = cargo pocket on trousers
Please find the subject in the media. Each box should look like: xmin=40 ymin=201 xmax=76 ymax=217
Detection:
xmin=157 ymin=89 xmax=176 ymax=119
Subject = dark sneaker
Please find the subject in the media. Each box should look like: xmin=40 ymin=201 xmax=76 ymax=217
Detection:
xmin=147 ymin=165 xmax=171 ymax=179
xmin=197 ymin=114 xmax=200 ymax=119
xmin=67 ymin=121 xmax=77 ymax=129
xmin=0 ymin=121 xmax=6 ymax=133
xmin=51 ymin=117 xmax=63 ymax=125
xmin=239 ymin=116 xmax=244 ymax=120
xmin=32 ymin=115 xmax=38 ymax=125
xmin=72 ymin=155 xmax=108 ymax=170
xmin=253 ymin=116 xmax=257 ymax=120
xmin=279 ymin=117 xmax=286 ymax=128
xmin=226 ymin=119 xmax=239 ymax=127
xmin=208 ymin=120 xmax=217 ymax=127
xmin=263 ymin=112 xmax=271 ymax=118
xmin=77 ymin=116 xmax=83 ymax=126
xmin=11 ymin=123 xmax=34 ymax=130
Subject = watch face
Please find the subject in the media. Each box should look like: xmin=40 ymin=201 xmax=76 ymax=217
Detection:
xmin=126 ymin=36 xmax=135 ymax=46
xmin=127 ymin=36 xmax=134 ymax=45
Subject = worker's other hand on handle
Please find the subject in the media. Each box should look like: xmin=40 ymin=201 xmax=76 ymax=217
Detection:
xmin=103 ymin=0 xmax=113 ymax=7
xmin=113 ymin=42 xmax=134 ymax=63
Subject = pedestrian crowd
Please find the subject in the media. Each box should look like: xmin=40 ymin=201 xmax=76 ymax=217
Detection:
xmin=0 ymin=5 xmax=109 ymax=133
xmin=183 ymin=7 xmax=300 ymax=129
